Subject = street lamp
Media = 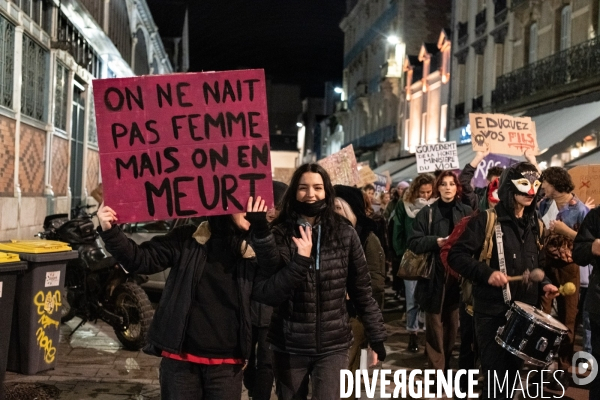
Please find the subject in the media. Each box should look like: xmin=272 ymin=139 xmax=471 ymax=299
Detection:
xmin=386 ymin=35 xmax=400 ymax=45
xmin=296 ymin=122 xmax=303 ymax=128
xmin=334 ymin=87 xmax=345 ymax=101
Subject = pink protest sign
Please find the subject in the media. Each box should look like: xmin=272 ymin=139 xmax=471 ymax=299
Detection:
xmin=93 ymin=69 xmax=273 ymax=223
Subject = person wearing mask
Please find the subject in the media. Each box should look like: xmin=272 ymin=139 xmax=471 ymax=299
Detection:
xmin=249 ymin=163 xmax=387 ymax=400
xmin=408 ymin=171 xmax=472 ymax=371
xmin=538 ymin=166 xmax=589 ymax=390
xmin=392 ymin=174 xmax=435 ymax=352
xmin=448 ymin=162 xmax=559 ymax=400
xmin=333 ymin=185 xmax=386 ymax=378
xmin=243 ymin=181 xmax=288 ymax=400
xmin=96 ymin=197 xmax=268 ymax=400
xmin=573 ymin=208 xmax=600 ymax=400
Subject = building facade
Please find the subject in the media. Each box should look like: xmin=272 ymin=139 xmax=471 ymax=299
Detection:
xmin=450 ymin=0 xmax=600 ymax=168
xmin=0 ymin=0 xmax=173 ymax=240
xmin=334 ymin=0 xmax=451 ymax=166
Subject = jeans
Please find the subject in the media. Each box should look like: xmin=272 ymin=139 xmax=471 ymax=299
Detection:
xmin=159 ymin=357 xmax=244 ymax=400
xmin=404 ymin=280 xmax=419 ymax=332
xmin=474 ymin=312 xmax=523 ymax=400
xmin=243 ymin=326 xmax=274 ymax=400
xmin=272 ymin=350 xmax=349 ymax=400
xmin=581 ymin=287 xmax=592 ymax=354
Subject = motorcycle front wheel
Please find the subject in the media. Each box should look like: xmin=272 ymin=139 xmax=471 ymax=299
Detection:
xmin=111 ymin=282 xmax=154 ymax=350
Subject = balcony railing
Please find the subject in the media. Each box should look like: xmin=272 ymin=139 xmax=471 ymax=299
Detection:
xmin=492 ymin=35 xmax=600 ymax=108
xmin=475 ymin=9 xmax=487 ymax=36
xmin=511 ymin=0 xmax=528 ymax=10
xmin=472 ymin=96 xmax=483 ymax=112
xmin=457 ymin=22 xmax=468 ymax=46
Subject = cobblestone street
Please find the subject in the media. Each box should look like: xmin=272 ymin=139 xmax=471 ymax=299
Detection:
xmin=4 ymin=289 xmax=592 ymax=399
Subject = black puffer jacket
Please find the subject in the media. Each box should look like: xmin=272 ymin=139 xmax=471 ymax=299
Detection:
xmin=99 ymin=224 xmax=257 ymax=359
xmin=573 ymin=207 xmax=600 ymax=316
xmin=252 ymin=221 xmax=387 ymax=355
xmin=408 ymin=199 xmax=472 ymax=314
xmin=448 ymin=164 xmax=551 ymax=317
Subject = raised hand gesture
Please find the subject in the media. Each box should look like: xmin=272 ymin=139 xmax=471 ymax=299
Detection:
xmin=293 ymin=225 xmax=312 ymax=258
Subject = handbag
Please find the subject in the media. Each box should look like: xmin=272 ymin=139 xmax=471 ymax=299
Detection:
xmin=397 ymin=208 xmax=434 ymax=280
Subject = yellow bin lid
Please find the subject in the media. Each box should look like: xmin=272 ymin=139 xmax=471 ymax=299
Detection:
xmin=0 ymin=240 xmax=72 ymax=253
xmin=0 ymin=251 xmax=20 ymax=263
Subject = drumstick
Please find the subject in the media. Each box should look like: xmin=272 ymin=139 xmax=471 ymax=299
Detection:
xmin=506 ymin=268 xmax=545 ymax=283
xmin=559 ymin=282 xmax=576 ymax=296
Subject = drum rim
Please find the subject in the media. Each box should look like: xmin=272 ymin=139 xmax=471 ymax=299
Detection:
xmin=511 ymin=302 xmax=568 ymax=334
xmin=495 ymin=336 xmax=550 ymax=367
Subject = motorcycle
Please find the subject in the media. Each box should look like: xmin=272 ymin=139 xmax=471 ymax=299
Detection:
xmin=38 ymin=205 xmax=154 ymax=351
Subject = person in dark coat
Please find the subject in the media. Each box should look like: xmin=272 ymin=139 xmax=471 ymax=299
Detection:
xmin=249 ymin=163 xmax=387 ymax=400
xmin=573 ymin=206 xmax=600 ymax=400
xmin=448 ymin=162 xmax=559 ymax=400
xmin=97 ymin=197 xmax=268 ymax=400
xmin=243 ymin=181 xmax=288 ymax=400
xmin=408 ymin=170 xmax=472 ymax=372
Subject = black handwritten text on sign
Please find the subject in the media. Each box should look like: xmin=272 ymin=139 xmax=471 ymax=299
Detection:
xmin=93 ymin=69 xmax=274 ymax=222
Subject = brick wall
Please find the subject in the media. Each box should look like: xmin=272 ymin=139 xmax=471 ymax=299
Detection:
xmin=19 ymin=123 xmax=46 ymax=196
xmin=0 ymin=115 xmax=15 ymax=196
xmin=86 ymin=149 xmax=99 ymax=196
xmin=51 ymin=136 xmax=68 ymax=196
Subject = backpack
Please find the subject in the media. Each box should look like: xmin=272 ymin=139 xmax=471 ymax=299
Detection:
xmin=440 ymin=208 xmax=544 ymax=311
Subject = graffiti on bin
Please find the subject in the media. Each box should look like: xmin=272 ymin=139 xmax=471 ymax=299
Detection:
xmin=33 ymin=290 xmax=62 ymax=363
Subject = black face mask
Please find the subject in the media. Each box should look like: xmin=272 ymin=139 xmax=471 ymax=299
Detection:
xmin=292 ymin=199 xmax=327 ymax=217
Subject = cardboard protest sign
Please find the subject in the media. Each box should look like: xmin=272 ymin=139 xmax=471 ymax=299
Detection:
xmin=469 ymin=113 xmax=538 ymax=156
xmin=318 ymin=145 xmax=360 ymax=186
xmin=568 ymin=165 xmax=600 ymax=205
xmin=93 ymin=69 xmax=273 ymax=223
xmin=472 ymin=153 xmax=518 ymax=188
xmin=357 ymin=164 xmax=377 ymax=188
xmin=415 ymin=141 xmax=459 ymax=173
xmin=373 ymin=171 xmax=391 ymax=196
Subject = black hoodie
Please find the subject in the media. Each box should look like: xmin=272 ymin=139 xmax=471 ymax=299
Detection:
xmin=448 ymin=163 xmax=551 ymax=316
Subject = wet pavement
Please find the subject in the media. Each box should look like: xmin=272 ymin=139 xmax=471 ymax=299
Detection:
xmin=4 ymin=288 xmax=592 ymax=399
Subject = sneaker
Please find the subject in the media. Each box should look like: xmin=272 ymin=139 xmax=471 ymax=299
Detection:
xmin=407 ymin=333 xmax=419 ymax=353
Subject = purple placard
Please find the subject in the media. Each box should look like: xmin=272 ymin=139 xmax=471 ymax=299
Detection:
xmin=472 ymin=154 xmax=518 ymax=188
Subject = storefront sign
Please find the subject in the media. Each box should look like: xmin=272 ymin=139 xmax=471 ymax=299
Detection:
xmin=93 ymin=69 xmax=273 ymax=222
xmin=469 ymin=113 xmax=538 ymax=156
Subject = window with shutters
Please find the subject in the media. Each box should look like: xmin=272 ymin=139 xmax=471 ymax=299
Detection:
xmin=54 ymin=62 xmax=68 ymax=131
xmin=561 ymin=6 xmax=571 ymax=51
xmin=21 ymin=34 xmax=48 ymax=121
xmin=0 ymin=14 xmax=15 ymax=109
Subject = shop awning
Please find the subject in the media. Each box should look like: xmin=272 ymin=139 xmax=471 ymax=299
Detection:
xmin=390 ymin=144 xmax=475 ymax=182
xmin=533 ymin=100 xmax=600 ymax=154
xmin=372 ymin=157 xmax=416 ymax=175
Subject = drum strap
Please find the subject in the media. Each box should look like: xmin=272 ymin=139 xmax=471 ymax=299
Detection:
xmin=494 ymin=222 xmax=511 ymax=304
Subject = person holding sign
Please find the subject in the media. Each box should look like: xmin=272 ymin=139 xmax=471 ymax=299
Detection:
xmin=97 ymin=198 xmax=268 ymax=400
xmin=250 ymin=163 xmax=387 ymax=400
xmin=408 ymin=171 xmax=472 ymax=371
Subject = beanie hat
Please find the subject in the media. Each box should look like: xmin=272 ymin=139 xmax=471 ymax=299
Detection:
xmin=397 ymin=181 xmax=410 ymax=189
xmin=333 ymin=185 xmax=367 ymax=219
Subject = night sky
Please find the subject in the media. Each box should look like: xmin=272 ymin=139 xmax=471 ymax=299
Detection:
xmin=186 ymin=0 xmax=346 ymax=98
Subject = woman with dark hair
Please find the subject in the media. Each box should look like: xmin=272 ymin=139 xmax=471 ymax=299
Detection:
xmin=250 ymin=163 xmax=387 ymax=400
xmin=392 ymin=173 xmax=436 ymax=352
xmin=97 ymin=198 xmax=267 ymax=400
xmin=408 ymin=170 xmax=472 ymax=372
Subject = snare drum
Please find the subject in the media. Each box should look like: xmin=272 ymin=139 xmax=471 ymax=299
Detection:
xmin=495 ymin=301 xmax=568 ymax=367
